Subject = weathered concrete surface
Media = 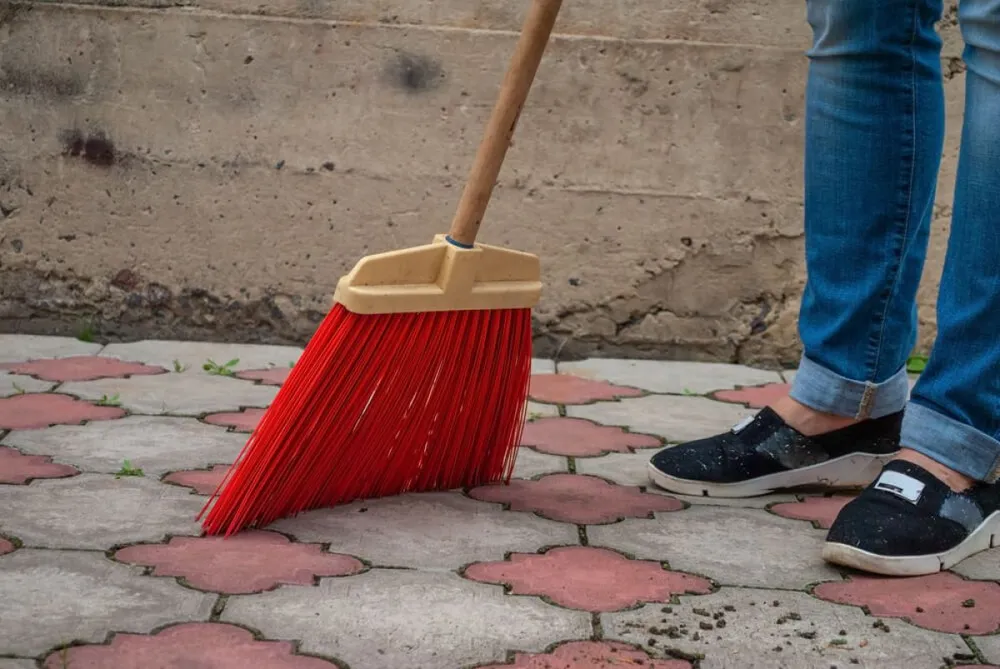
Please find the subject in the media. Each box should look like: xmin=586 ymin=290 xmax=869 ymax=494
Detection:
xmin=0 ymin=1 xmax=968 ymax=365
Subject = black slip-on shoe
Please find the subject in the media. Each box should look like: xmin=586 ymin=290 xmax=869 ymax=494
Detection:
xmin=822 ymin=459 xmax=1000 ymax=576
xmin=647 ymin=407 xmax=902 ymax=498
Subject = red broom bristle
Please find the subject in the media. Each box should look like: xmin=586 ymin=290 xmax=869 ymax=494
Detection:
xmin=198 ymin=303 xmax=533 ymax=536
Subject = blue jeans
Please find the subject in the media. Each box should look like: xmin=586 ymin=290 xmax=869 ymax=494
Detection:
xmin=791 ymin=0 xmax=1000 ymax=482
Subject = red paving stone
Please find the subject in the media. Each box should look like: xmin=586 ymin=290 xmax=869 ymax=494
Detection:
xmin=0 ymin=393 xmax=125 ymax=430
xmin=769 ymin=495 xmax=854 ymax=529
xmin=468 ymin=473 xmax=683 ymax=524
xmin=0 ymin=537 xmax=14 ymax=555
xmin=1 ymin=356 xmax=166 ymax=382
xmin=464 ymin=546 xmax=712 ymax=612
xmin=236 ymin=367 xmax=291 ymax=386
xmin=41 ymin=622 xmax=339 ymax=669
xmin=529 ymin=374 xmax=644 ymax=405
xmin=813 ymin=572 xmax=1000 ymax=634
xmin=520 ymin=417 xmax=661 ymax=457
xmin=0 ymin=446 xmax=79 ymax=484
xmin=476 ymin=640 xmax=691 ymax=669
xmin=712 ymin=382 xmax=791 ymax=409
xmin=114 ymin=530 xmax=364 ymax=594
xmin=163 ymin=464 xmax=231 ymax=495
xmin=203 ymin=408 xmax=265 ymax=432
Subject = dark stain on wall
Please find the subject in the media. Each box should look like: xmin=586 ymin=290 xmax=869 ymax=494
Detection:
xmin=0 ymin=66 xmax=84 ymax=99
xmin=60 ymin=130 xmax=117 ymax=167
xmin=386 ymin=51 xmax=444 ymax=93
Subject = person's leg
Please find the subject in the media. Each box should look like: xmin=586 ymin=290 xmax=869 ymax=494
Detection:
xmin=647 ymin=0 xmax=945 ymax=497
xmin=824 ymin=0 xmax=1000 ymax=576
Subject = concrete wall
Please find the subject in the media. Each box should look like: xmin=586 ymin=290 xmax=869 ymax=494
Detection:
xmin=0 ymin=1 xmax=967 ymax=366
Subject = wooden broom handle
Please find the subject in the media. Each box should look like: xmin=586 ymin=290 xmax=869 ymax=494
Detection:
xmin=446 ymin=0 xmax=563 ymax=247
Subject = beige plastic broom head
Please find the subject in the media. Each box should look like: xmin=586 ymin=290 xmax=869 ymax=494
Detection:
xmin=332 ymin=235 xmax=541 ymax=315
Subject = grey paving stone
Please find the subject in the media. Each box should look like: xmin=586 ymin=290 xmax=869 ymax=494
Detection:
xmin=59 ymin=373 xmax=278 ymax=415
xmin=2 ymin=416 xmax=247 ymax=477
xmin=0 ymin=549 xmax=214 ymax=656
xmin=977 ymin=633 xmax=1000 ymax=664
xmin=559 ymin=359 xmax=782 ymax=394
xmin=0 ymin=660 xmax=36 ymax=669
xmin=604 ymin=588 xmax=969 ymax=669
xmin=588 ymin=506 xmax=841 ymax=590
xmin=531 ymin=358 xmax=555 ymax=374
xmin=576 ymin=450 xmax=799 ymax=509
xmin=511 ymin=447 xmax=568 ymax=479
xmin=0 ymin=474 xmax=203 ymax=549
xmin=0 ymin=335 xmax=102 ymax=364
xmin=222 ymin=568 xmax=590 ymax=669
xmin=100 ymin=340 xmax=303 ymax=372
xmin=567 ymin=395 xmax=749 ymax=443
xmin=526 ymin=400 xmax=559 ymax=418
xmin=0 ymin=372 xmax=54 ymax=397
xmin=269 ymin=491 xmax=577 ymax=570
xmin=952 ymin=548 xmax=1000 ymax=581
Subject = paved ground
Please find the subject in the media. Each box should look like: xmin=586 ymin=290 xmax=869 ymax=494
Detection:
xmin=1 ymin=334 xmax=998 ymax=669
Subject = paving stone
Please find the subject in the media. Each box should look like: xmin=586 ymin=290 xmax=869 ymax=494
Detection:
xmin=0 ymin=372 xmax=55 ymax=397
xmin=465 ymin=546 xmax=712 ymax=612
xmin=41 ymin=622 xmax=341 ymax=669
xmin=952 ymin=549 xmax=1000 ymax=581
xmin=978 ymin=635 xmax=1000 ymax=664
xmin=712 ymin=382 xmax=790 ymax=409
xmin=468 ymin=473 xmax=682 ymax=524
xmin=0 ymin=549 xmax=215 ymax=656
xmin=0 ymin=537 xmax=15 ymax=555
xmin=475 ymin=640 xmax=691 ymax=668
xmin=604 ymin=588 xmax=970 ymax=669
xmin=559 ymin=359 xmax=782 ymax=394
xmin=567 ymin=395 xmax=749 ymax=443
xmin=203 ymin=407 xmax=266 ymax=432
xmin=60 ymin=373 xmax=278 ymax=415
xmin=100 ymin=340 xmax=304 ymax=373
xmin=3 ymin=415 xmax=248 ymax=477
xmin=235 ymin=366 xmax=291 ymax=386
xmin=770 ymin=495 xmax=855 ymax=529
xmin=588 ymin=506 xmax=841 ymax=589
xmin=223 ymin=568 xmax=590 ymax=669
xmin=163 ymin=463 xmax=231 ymax=495
xmin=511 ymin=447 xmax=568 ymax=479
xmin=0 ymin=473 xmax=203 ymax=549
xmin=0 ymin=355 xmax=167 ymax=382
xmin=813 ymin=572 xmax=1000 ymax=634
xmin=0 ymin=445 xmax=79 ymax=484
xmin=531 ymin=359 xmax=555 ymax=375
xmin=268 ymin=491 xmax=578 ymax=570
xmin=529 ymin=374 xmax=644 ymax=405
xmin=525 ymin=400 xmax=559 ymax=418
xmin=0 ymin=660 xmax=36 ymax=669
xmin=521 ymin=417 xmax=661 ymax=457
xmin=114 ymin=530 xmax=364 ymax=594
xmin=0 ymin=335 xmax=102 ymax=363
xmin=0 ymin=393 xmax=125 ymax=430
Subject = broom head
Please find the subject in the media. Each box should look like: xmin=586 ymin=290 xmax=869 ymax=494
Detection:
xmin=199 ymin=234 xmax=542 ymax=536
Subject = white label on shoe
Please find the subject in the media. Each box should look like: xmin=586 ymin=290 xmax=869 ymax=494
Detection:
xmin=874 ymin=471 xmax=925 ymax=504
xmin=731 ymin=415 xmax=755 ymax=434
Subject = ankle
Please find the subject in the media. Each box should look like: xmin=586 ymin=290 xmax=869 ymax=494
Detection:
xmin=895 ymin=448 xmax=975 ymax=492
xmin=769 ymin=395 xmax=860 ymax=437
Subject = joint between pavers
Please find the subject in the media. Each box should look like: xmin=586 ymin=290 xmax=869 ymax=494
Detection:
xmin=960 ymin=635 xmax=989 ymax=665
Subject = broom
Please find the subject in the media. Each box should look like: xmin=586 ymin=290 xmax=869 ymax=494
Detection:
xmin=199 ymin=0 xmax=563 ymax=536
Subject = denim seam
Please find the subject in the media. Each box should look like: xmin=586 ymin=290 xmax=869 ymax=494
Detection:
xmin=870 ymin=2 xmax=920 ymax=384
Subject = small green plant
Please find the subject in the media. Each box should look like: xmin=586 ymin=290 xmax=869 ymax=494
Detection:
xmin=95 ymin=393 xmax=121 ymax=406
xmin=76 ymin=321 xmax=96 ymax=343
xmin=115 ymin=459 xmax=144 ymax=478
xmin=203 ymin=358 xmax=239 ymax=376
xmin=58 ymin=644 xmax=70 ymax=668
xmin=172 ymin=359 xmax=189 ymax=372
xmin=288 ymin=361 xmax=295 ymax=368
xmin=906 ymin=354 xmax=929 ymax=374
xmin=682 ymin=388 xmax=697 ymax=396
xmin=11 ymin=381 xmax=26 ymax=394
xmin=527 ymin=411 xmax=543 ymax=421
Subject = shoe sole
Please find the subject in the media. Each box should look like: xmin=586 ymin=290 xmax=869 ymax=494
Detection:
xmin=646 ymin=452 xmax=896 ymax=498
xmin=822 ymin=511 xmax=1000 ymax=577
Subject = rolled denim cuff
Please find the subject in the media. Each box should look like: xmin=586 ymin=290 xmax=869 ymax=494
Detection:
xmin=789 ymin=355 xmax=909 ymax=420
xmin=902 ymin=400 xmax=1000 ymax=483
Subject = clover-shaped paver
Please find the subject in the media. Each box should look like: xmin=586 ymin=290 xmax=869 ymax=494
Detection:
xmin=463 ymin=546 xmax=712 ymax=611
xmin=0 ymin=537 xmax=14 ymax=555
xmin=468 ymin=473 xmax=682 ymax=524
xmin=0 ymin=393 xmax=125 ymax=430
xmin=235 ymin=367 xmax=291 ymax=386
xmin=163 ymin=463 xmax=231 ymax=495
xmin=520 ymin=417 xmax=660 ymax=457
xmin=712 ymin=382 xmax=790 ymax=409
xmin=204 ymin=408 xmax=265 ymax=432
xmin=529 ymin=374 xmax=643 ymax=405
xmin=475 ymin=640 xmax=691 ymax=668
xmin=769 ymin=495 xmax=854 ymax=529
xmin=1 ymin=355 xmax=166 ymax=382
xmin=41 ymin=622 xmax=340 ymax=669
xmin=0 ymin=446 xmax=78 ymax=484
xmin=114 ymin=530 xmax=365 ymax=594
xmin=813 ymin=572 xmax=1000 ymax=634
